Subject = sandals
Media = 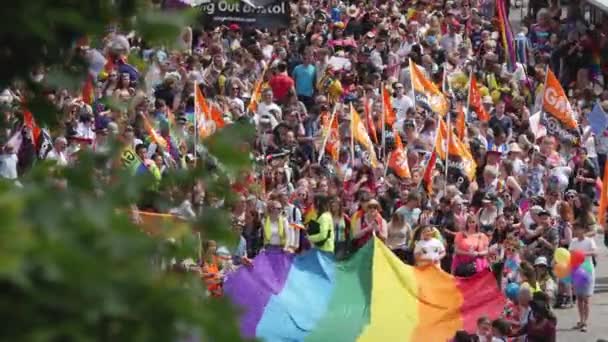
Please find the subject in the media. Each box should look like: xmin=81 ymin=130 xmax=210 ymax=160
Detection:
xmin=573 ymin=322 xmax=583 ymax=330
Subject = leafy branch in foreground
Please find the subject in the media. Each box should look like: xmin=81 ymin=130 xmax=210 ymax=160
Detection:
xmin=0 ymin=1 xmax=253 ymax=341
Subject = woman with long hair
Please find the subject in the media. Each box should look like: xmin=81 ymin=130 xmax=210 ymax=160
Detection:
xmin=308 ymin=195 xmax=334 ymax=253
xmin=330 ymin=196 xmax=350 ymax=259
xmin=452 ymin=214 xmax=490 ymax=277
xmin=386 ymin=212 xmax=412 ymax=263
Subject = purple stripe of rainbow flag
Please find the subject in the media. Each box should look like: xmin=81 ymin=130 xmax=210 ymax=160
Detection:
xmin=497 ymin=0 xmax=516 ymax=71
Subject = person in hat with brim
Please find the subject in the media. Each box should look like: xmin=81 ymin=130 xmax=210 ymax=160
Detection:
xmin=534 ymin=256 xmax=557 ymax=307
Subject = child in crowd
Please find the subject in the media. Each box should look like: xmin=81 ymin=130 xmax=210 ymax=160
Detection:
xmin=413 ymin=225 xmax=446 ymax=267
xmin=569 ymin=223 xmax=597 ymax=332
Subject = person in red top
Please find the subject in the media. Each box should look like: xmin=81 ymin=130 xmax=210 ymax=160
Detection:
xmin=269 ymin=62 xmax=295 ymax=105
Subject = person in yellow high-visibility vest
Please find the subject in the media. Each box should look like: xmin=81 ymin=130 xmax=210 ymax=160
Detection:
xmin=307 ymin=195 xmax=334 ymax=253
xmin=262 ymin=200 xmax=298 ymax=252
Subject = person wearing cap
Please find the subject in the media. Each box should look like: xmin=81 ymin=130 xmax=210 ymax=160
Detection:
xmin=524 ymin=207 xmax=558 ymax=263
xmin=534 ymin=255 xmax=557 ymax=302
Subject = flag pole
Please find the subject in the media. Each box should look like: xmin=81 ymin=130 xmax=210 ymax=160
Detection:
xmin=445 ymin=112 xmax=451 ymax=194
xmin=381 ymin=84 xmax=386 ymax=162
xmin=541 ymin=65 xmax=549 ymax=112
xmin=318 ymin=104 xmax=337 ymax=163
xmin=194 ymin=82 xmax=199 ymax=167
xmin=350 ymin=104 xmax=355 ymax=168
xmin=465 ymin=71 xmax=472 ymax=123
xmin=409 ymin=58 xmax=416 ymax=111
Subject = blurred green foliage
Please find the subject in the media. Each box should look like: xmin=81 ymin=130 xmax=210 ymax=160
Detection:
xmin=0 ymin=1 xmax=251 ymax=341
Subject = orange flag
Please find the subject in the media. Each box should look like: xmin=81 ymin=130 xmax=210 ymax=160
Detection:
xmin=23 ymin=109 xmax=41 ymax=146
xmin=469 ymin=75 xmax=490 ymax=122
xmin=321 ymin=110 xmax=340 ymax=161
xmin=435 ymin=118 xmax=476 ymax=180
xmin=598 ymin=160 xmax=608 ymax=228
xmin=422 ymin=150 xmax=437 ymax=194
xmin=141 ymin=114 xmax=168 ymax=150
xmin=363 ymin=96 xmax=378 ymax=144
xmin=82 ymin=74 xmax=94 ymax=105
xmin=410 ymin=59 xmax=449 ymax=116
xmin=543 ymin=68 xmax=578 ymax=129
xmin=209 ymin=102 xmax=226 ymax=129
xmin=247 ymin=64 xmax=270 ymax=113
xmin=455 ymin=103 xmax=466 ymax=140
xmin=388 ymin=131 xmax=411 ymax=178
xmin=382 ymin=85 xmax=396 ymax=127
xmin=351 ymin=104 xmax=378 ymax=168
xmin=195 ymin=84 xmax=221 ymax=137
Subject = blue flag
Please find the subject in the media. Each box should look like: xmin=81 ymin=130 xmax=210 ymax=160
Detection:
xmin=588 ymin=102 xmax=607 ymax=136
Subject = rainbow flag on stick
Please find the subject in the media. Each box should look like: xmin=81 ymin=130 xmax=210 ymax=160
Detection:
xmin=497 ymin=0 xmax=516 ymax=71
xmin=225 ymin=238 xmax=506 ymax=341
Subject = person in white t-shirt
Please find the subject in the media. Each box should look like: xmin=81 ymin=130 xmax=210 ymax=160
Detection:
xmin=46 ymin=136 xmax=68 ymax=167
xmin=569 ymin=223 xmax=597 ymax=332
xmin=392 ymin=83 xmax=414 ymax=123
xmin=0 ymin=144 xmax=18 ymax=180
xmin=414 ymin=225 xmax=445 ymax=267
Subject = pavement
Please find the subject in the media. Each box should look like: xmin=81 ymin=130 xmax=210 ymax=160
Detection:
xmin=555 ymin=236 xmax=608 ymax=342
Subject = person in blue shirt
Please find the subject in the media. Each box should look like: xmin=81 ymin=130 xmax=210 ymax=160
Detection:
xmin=292 ymin=52 xmax=317 ymax=109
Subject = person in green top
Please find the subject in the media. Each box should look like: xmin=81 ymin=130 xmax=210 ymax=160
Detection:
xmin=307 ymin=195 xmax=334 ymax=253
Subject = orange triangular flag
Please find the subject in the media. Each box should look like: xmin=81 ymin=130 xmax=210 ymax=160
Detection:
xmin=598 ymin=160 xmax=608 ymax=227
xmin=388 ymin=132 xmax=411 ymax=178
xmin=363 ymin=96 xmax=378 ymax=144
xmin=422 ymin=150 xmax=437 ymax=194
xmin=209 ymin=102 xmax=225 ymax=129
xmin=543 ymin=68 xmax=578 ymax=129
xmin=382 ymin=86 xmax=396 ymax=127
xmin=351 ymin=104 xmax=378 ymax=168
xmin=23 ymin=109 xmax=41 ymax=146
xmin=469 ymin=75 xmax=490 ymax=122
xmin=142 ymin=114 xmax=168 ymax=150
xmin=410 ymin=59 xmax=449 ymax=116
xmin=325 ymin=112 xmax=340 ymax=161
xmin=455 ymin=103 xmax=466 ymax=140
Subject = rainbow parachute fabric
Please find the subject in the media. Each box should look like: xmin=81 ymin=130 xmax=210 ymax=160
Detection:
xmin=224 ymin=238 xmax=506 ymax=341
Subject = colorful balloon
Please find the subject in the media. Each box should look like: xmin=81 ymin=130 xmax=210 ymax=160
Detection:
xmin=570 ymin=250 xmax=586 ymax=270
xmin=553 ymin=247 xmax=570 ymax=265
xmin=553 ymin=262 xmax=570 ymax=279
xmin=505 ymin=282 xmax=520 ymax=301
xmin=572 ymin=266 xmax=591 ymax=289
xmin=581 ymin=259 xmax=594 ymax=274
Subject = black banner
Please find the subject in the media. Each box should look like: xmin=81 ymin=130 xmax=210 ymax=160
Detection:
xmin=199 ymin=0 xmax=290 ymax=29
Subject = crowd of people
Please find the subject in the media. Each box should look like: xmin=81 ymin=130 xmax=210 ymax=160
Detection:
xmin=2 ymin=0 xmax=608 ymax=340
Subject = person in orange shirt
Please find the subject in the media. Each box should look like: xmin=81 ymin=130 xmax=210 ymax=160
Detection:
xmin=200 ymin=240 xmax=223 ymax=297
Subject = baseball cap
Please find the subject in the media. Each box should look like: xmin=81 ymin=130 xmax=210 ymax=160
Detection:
xmin=534 ymin=256 xmax=548 ymax=267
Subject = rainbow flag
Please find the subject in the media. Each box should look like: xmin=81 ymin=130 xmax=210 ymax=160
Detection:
xmin=225 ymin=238 xmax=506 ymax=341
xmin=497 ymin=0 xmax=516 ymax=71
